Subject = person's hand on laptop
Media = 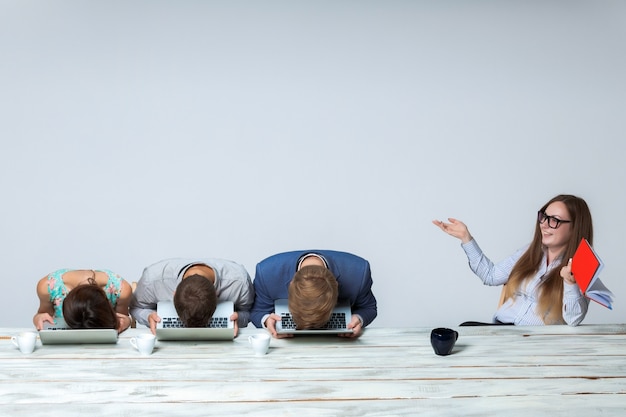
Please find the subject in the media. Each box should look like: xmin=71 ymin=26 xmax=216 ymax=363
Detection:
xmin=265 ymin=313 xmax=294 ymax=339
xmin=33 ymin=312 xmax=55 ymax=330
xmin=148 ymin=312 xmax=161 ymax=335
xmin=230 ymin=312 xmax=240 ymax=337
xmin=339 ymin=315 xmax=363 ymax=338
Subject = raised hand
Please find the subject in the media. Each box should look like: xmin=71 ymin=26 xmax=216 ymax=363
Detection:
xmin=432 ymin=218 xmax=473 ymax=244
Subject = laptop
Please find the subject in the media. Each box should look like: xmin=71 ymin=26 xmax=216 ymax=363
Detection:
xmin=155 ymin=300 xmax=235 ymax=341
xmin=275 ymin=299 xmax=354 ymax=335
xmin=39 ymin=318 xmax=119 ymax=345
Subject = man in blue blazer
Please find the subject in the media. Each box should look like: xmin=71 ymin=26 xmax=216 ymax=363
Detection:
xmin=251 ymin=250 xmax=377 ymax=338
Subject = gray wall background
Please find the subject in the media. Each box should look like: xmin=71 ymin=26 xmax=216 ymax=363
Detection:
xmin=1 ymin=0 xmax=624 ymax=328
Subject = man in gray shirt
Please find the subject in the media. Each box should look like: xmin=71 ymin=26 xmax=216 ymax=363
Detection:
xmin=130 ymin=258 xmax=254 ymax=335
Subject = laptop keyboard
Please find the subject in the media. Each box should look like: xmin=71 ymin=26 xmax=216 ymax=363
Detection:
xmin=280 ymin=312 xmax=347 ymax=330
xmin=161 ymin=317 xmax=229 ymax=328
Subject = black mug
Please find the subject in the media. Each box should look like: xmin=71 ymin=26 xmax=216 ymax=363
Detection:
xmin=430 ymin=327 xmax=458 ymax=356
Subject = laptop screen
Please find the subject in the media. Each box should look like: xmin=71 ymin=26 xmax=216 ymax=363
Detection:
xmin=39 ymin=318 xmax=118 ymax=345
xmin=155 ymin=300 xmax=235 ymax=341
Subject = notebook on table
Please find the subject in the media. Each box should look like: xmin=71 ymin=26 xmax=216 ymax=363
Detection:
xmin=39 ymin=318 xmax=119 ymax=345
xmin=155 ymin=300 xmax=235 ymax=341
xmin=275 ymin=299 xmax=354 ymax=335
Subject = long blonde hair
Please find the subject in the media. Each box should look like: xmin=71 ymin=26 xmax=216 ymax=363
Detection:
xmin=503 ymin=195 xmax=593 ymax=324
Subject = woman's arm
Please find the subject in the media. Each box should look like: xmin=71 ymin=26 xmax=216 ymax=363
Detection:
xmin=561 ymin=261 xmax=590 ymax=326
xmin=562 ymin=282 xmax=590 ymax=326
xmin=115 ymin=280 xmax=133 ymax=333
xmin=33 ymin=277 xmax=55 ymax=330
xmin=462 ymin=239 xmax=525 ymax=287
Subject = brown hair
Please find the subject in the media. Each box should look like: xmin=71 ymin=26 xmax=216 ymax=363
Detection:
xmin=288 ymin=265 xmax=339 ymax=329
xmin=173 ymin=274 xmax=217 ymax=328
xmin=62 ymin=279 xmax=118 ymax=329
xmin=503 ymin=194 xmax=593 ymax=324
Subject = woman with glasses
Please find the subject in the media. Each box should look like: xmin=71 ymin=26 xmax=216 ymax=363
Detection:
xmin=433 ymin=194 xmax=593 ymax=326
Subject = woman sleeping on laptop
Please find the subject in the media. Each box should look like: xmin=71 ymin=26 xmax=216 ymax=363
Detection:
xmin=33 ymin=269 xmax=133 ymax=333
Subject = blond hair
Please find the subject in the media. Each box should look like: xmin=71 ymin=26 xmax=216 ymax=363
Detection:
xmin=288 ymin=265 xmax=338 ymax=329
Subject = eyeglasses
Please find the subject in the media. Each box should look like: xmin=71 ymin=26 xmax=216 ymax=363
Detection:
xmin=537 ymin=211 xmax=571 ymax=229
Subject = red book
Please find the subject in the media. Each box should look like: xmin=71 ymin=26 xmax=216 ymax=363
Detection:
xmin=571 ymin=238 xmax=613 ymax=309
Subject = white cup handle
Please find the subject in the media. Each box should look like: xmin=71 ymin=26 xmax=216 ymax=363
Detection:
xmin=130 ymin=337 xmax=138 ymax=350
xmin=11 ymin=336 xmax=18 ymax=348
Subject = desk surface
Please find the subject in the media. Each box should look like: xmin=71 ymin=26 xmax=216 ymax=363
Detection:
xmin=1 ymin=325 xmax=626 ymax=416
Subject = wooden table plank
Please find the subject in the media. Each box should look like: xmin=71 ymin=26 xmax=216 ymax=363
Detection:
xmin=1 ymin=396 xmax=626 ymax=417
xmin=1 ymin=376 xmax=626 ymax=403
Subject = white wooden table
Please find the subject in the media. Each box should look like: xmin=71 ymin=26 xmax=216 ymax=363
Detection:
xmin=1 ymin=325 xmax=625 ymax=416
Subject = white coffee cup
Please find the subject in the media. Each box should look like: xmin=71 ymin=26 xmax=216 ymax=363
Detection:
xmin=130 ymin=333 xmax=156 ymax=356
xmin=11 ymin=332 xmax=37 ymax=354
xmin=248 ymin=333 xmax=271 ymax=356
